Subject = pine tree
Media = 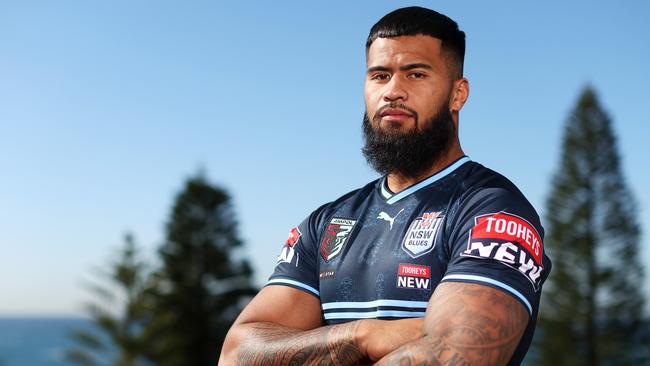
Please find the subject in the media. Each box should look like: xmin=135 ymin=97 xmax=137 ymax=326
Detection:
xmin=535 ymin=86 xmax=646 ymax=365
xmin=149 ymin=173 xmax=257 ymax=366
xmin=65 ymin=234 xmax=154 ymax=366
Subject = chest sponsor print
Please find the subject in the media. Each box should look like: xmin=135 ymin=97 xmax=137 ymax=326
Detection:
xmin=319 ymin=268 xmax=336 ymax=279
xmin=401 ymin=211 xmax=444 ymax=258
xmin=397 ymin=263 xmax=431 ymax=290
xmin=461 ymin=211 xmax=544 ymax=290
xmin=320 ymin=218 xmax=357 ymax=262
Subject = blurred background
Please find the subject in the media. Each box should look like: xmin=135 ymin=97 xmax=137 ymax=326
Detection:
xmin=1 ymin=0 xmax=648 ymax=365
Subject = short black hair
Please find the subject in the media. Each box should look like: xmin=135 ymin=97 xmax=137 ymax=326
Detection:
xmin=366 ymin=7 xmax=466 ymax=78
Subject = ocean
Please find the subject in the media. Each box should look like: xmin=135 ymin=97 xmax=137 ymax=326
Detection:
xmin=0 ymin=317 xmax=93 ymax=366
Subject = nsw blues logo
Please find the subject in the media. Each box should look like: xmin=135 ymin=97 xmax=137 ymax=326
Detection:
xmin=401 ymin=211 xmax=444 ymax=258
xmin=320 ymin=218 xmax=357 ymax=262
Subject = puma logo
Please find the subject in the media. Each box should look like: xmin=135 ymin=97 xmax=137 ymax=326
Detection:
xmin=377 ymin=208 xmax=405 ymax=230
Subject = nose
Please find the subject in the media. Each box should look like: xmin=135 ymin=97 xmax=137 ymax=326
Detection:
xmin=383 ymin=76 xmax=408 ymax=102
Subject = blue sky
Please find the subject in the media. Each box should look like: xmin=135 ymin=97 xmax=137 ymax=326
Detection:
xmin=1 ymin=0 xmax=648 ymax=315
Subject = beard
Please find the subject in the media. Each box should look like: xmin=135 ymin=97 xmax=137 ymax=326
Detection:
xmin=362 ymin=102 xmax=456 ymax=179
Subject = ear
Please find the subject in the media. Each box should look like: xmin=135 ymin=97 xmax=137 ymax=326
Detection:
xmin=449 ymin=78 xmax=469 ymax=113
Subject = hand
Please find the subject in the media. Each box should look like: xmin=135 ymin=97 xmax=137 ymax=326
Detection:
xmin=356 ymin=317 xmax=424 ymax=361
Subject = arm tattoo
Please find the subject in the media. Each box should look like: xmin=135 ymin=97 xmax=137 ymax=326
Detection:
xmin=374 ymin=283 xmax=529 ymax=366
xmin=236 ymin=321 xmax=366 ymax=366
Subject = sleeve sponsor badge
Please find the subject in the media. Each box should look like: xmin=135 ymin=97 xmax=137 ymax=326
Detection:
xmin=285 ymin=227 xmax=301 ymax=247
xmin=276 ymin=227 xmax=301 ymax=266
xmin=461 ymin=211 xmax=544 ymax=290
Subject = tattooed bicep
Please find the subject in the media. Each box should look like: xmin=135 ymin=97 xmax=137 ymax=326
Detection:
xmin=362 ymin=282 xmax=530 ymax=366
xmin=419 ymin=282 xmax=529 ymax=365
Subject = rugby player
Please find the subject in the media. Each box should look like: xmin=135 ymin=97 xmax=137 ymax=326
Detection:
xmin=220 ymin=6 xmax=551 ymax=365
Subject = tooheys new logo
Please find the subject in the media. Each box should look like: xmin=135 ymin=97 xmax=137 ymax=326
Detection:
xmin=276 ymin=227 xmax=301 ymax=266
xmin=320 ymin=218 xmax=357 ymax=262
xmin=461 ymin=212 xmax=544 ymax=290
xmin=397 ymin=263 xmax=431 ymax=290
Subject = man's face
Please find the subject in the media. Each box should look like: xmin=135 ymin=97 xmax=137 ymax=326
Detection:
xmin=362 ymin=35 xmax=463 ymax=178
xmin=364 ymin=35 xmax=456 ymax=135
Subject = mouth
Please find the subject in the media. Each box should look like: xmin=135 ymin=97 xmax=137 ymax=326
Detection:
xmin=379 ymin=108 xmax=414 ymax=122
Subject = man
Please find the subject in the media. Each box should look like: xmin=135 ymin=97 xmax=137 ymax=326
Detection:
xmin=220 ymin=6 xmax=551 ymax=365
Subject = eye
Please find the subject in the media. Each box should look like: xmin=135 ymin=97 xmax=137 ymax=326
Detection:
xmin=370 ymin=73 xmax=390 ymax=81
xmin=408 ymin=72 xmax=426 ymax=79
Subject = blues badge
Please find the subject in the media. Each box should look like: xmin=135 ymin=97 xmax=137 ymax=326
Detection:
xmin=401 ymin=211 xmax=444 ymax=258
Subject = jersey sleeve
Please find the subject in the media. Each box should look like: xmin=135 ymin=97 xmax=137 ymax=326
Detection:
xmin=266 ymin=207 xmax=325 ymax=299
xmin=441 ymin=187 xmax=548 ymax=315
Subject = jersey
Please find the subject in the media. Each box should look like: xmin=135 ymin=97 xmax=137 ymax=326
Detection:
xmin=268 ymin=156 xmax=552 ymax=365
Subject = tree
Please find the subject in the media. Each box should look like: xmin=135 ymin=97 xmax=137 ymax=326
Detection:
xmin=149 ymin=173 xmax=257 ymax=366
xmin=65 ymin=234 xmax=154 ymax=366
xmin=534 ymin=86 xmax=646 ymax=365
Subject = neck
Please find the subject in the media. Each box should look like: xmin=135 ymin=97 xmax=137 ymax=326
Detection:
xmin=386 ymin=144 xmax=465 ymax=194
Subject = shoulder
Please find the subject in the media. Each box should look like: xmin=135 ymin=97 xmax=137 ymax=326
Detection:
xmin=455 ymin=162 xmax=536 ymax=210
xmin=304 ymin=178 xmax=381 ymax=229
xmin=456 ymin=162 xmax=527 ymax=194
xmin=446 ymin=161 xmax=542 ymax=234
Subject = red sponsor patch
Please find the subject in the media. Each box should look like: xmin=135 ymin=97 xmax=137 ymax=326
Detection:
xmin=285 ymin=227 xmax=301 ymax=247
xmin=470 ymin=212 xmax=543 ymax=264
xmin=398 ymin=263 xmax=431 ymax=278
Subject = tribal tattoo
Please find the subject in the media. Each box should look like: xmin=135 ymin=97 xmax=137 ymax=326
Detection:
xmin=236 ymin=321 xmax=367 ymax=366
xmin=374 ymin=282 xmax=529 ymax=366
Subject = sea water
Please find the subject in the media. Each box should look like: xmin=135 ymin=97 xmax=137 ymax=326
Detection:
xmin=0 ymin=317 xmax=93 ymax=366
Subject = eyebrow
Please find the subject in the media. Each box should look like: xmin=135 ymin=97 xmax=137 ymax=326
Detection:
xmin=367 ymin=63 xmax=433 ymax=74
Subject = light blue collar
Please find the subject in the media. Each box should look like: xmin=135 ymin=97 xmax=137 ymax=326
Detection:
xmin=381 ymin=156 xmax=471 ymax=205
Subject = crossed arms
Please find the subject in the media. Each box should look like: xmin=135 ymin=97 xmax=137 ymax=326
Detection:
xmin=219 ymin=280 xmax=529 ymax=365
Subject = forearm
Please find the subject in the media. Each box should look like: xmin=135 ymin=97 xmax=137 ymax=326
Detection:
xmin=373 ymin=331 xmax=520 ymax=366
xmin=373 ymin=336 xmax=469 ymax=366
xmin=222 ymin=321 xmax=366 ymax=366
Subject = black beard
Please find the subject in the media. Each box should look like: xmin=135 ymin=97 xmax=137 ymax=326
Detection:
xmin=362 ymin=104 xmax=456 ymax=179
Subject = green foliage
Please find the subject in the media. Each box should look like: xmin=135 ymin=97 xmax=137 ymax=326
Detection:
xmin=533 ymin=86 xmax=647 ymax=365
xmin=67 ymin=173 xmax=258 ymax=365
xmin=65 ymin=234 xmax=154 ymax=366
xmin=147 ymin=173 xmax=258 ymax=366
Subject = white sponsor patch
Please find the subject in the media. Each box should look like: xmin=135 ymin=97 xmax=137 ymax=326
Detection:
xmin=396 ymin=263 xmax=431 ymax=290
xmin=276 ymin=246 xmax=298 ymax=266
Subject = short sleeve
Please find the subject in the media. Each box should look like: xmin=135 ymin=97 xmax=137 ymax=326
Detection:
xmin=441 ymin=188 xmax=549 ymax=314
xmin=267 ymin=208 xmax=324 ymax=299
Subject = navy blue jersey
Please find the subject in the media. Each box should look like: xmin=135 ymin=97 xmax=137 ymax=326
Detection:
xmin=268 ymin=157 xmax=551 ymax=365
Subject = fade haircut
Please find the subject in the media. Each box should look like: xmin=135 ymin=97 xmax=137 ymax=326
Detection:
xmin=366 ymin=7 xmax=466 ymax=78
